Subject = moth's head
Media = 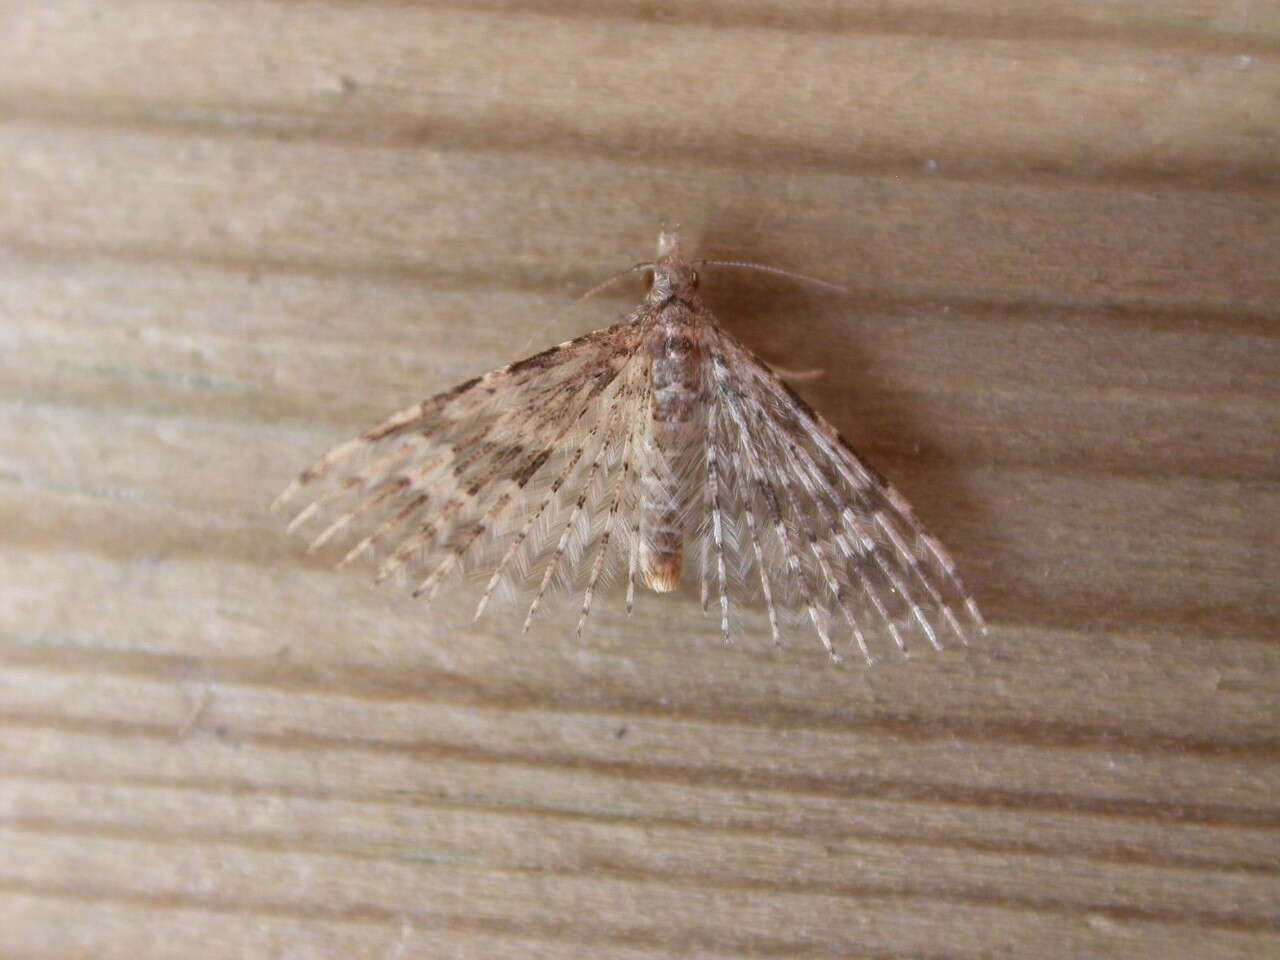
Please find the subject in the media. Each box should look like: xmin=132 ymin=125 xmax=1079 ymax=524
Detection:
xmin=647 ymin=226 xmax=699 ymax=303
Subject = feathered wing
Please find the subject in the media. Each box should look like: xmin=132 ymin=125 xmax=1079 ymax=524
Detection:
xmin=275 ymin=319 xmax=655 ymax=631
xmin=277 ymin=309 xmax=983 ymax=659
xmin=698 ymin=325 xmax=985 ymax=662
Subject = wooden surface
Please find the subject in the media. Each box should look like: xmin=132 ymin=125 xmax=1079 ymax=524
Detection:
xmin=2 ymin=1 xmax=1279 ymax=957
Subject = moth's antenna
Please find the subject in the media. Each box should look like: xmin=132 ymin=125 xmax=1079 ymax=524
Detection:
xmin=693 ymin=260 xmax=848 ymax=295
xmin=518 ymin=262 xmax=651 ymax=354
xmin=573 ymin=261 xmax=652 ymax=307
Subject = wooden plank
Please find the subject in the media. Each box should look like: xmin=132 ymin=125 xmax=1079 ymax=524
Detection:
xmin=3 ymin=122 xmax=1278 ymax=310
xmin=2 ymin=0 xmax=1278 ymax=184
xmin=0 ymin=0 xmax=1276 ymax=957
xmin=1 ymin=827 xmax=1275 ymax=959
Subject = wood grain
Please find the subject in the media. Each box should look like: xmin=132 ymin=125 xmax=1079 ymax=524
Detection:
xmin=1 ymin=1 xmax=1277 ymax=957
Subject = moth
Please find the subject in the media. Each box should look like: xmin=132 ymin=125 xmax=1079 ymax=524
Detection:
xmin=275 ymin=230 xmax=984 ymax=662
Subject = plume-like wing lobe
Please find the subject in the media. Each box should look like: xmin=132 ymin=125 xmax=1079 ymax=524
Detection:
xmin=277 ymin=230 xmax=985 ymax=661
xmin=276 ymin=321 xmax=653 ymax=630
xmin=694 ymin=326 xmax=985 ymax=661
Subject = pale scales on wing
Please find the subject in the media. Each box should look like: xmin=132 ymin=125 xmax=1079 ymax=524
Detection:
xmin=274 ymin=230 xmax=985 ymax=663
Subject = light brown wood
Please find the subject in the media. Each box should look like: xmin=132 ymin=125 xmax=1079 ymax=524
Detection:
xmin=1 ymin=1 xmax=1277 ymax=957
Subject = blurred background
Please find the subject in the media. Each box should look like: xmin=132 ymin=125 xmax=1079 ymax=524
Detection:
xmin=1 ymin=1 xmax=1277 ymax=957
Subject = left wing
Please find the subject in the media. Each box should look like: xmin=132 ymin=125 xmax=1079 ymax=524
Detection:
xmin=275 ymin=320 xmax=651 ymax=628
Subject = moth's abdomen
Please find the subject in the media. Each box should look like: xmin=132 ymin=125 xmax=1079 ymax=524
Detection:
xmin=640 ymin=322 xmax=702 ymax=592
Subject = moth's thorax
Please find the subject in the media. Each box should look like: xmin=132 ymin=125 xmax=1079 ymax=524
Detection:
xmin=644 ymin=315 xmax=701 ymax=418
xmin=646 ymin=255 xmax=701 ymax=308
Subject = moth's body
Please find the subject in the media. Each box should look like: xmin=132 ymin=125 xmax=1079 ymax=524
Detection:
xmin=638 ymin=231 xmax=705 ymax=591
xmin=277 ymin=228 xmax=985 ymax=662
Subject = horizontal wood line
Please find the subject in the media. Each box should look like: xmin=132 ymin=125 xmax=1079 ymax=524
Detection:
xmin=9 ymin=399 xmax=1280 ymax=496
xmin=4 ymin=818 xmax=1276 ymax=933
xmin=10 ymin=363 xmax=1278 ymax=467
xmin=6 ymin=394 xmax=1278 ymax=497
xmin=3 ymin=95 xmax=1279 ymax=198
xmin=267 ymin=0 xmax=1280 ymax=57
xmin=3 ymin=714 xmax=1278 ymax=829
xmin=6 ymin=768 xmax=1276 ymax=878
xmin=0 ymin=879 xmax=836 ymax=960
xmin=3 ymin=237 xmax=1276 ymax=339
xmin=11 ymin=346 xmax=1277 ymax=421
xmin=8 ymin=520 xmax=1280 ymax=643
xmin=2 ymin=641 xmax=1278 ymax=759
